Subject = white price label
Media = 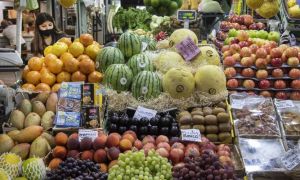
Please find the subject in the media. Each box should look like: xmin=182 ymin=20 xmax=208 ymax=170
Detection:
xmin=281 ymin=149 xmax=300 ymax=170
xmin=275 ymin=100 xmax=295 ymax=109
xmin=78 ymin=129 xmax=98 ymax=142
xmin=231 ymin=99 xmax=245 ymax=109
xmin=133 ymin=106 xmax=157 ymax=120
xmin=181 ymin=129 xmax=201 ymax=142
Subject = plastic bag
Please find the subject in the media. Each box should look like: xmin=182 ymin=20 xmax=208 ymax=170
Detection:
xmin=26 ymin=0 xmax=39 ymax=10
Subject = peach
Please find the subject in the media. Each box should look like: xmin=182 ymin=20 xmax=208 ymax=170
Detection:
xmin=122 ymin=134 xmax=135 ymax=144
xmin=224 ymin=67 xmax=237 ymax=78
xmin=155 ymin=135 xmax=169 ymax=145
xmin=53 ymin=146 xmax=67 ymax=159
xmin=99 ymin=163 xmax=108 ymax=173
xmin=255 ymin=58 xmax=267 ymax=69
xmin=67 ymin=135 xmax=79 ymax=150
xmin=133 ymin=140 xmax=143 ymax=150
xmin=185 ymin=146 xmax=200 ymax=158
xmin=81 ymin=150 xmax=94 ymax=160
xmin=227 ymin=79 xmax=239 ymax=88
xmin=107 ymin=147 xmax=120 ymax=161
xmin=289 ymin=69 xmax=300 ymax=79
xmin=260 ymin=91 xmax=272 ymax=97
xmin=93 ymin=134 xmax=107 ymax=150
xmin=241 ymin=68 xmax=255 ymax=77
xmin=143 ymin=143 xmax=156 ymax=155
xmin=48 ymin=158 xmax=62 ymax=169
xmin=232 ymin=53 xmax=241 ymax=62
xmin=55 ymin=132 xmax=68 ymax=146
xmin=256 ymin=69 xmax=268 ymax=79
xmin=157 ymin=142 xmax=171 ymax=152
xmin=223 ymin=56 xmax=236 ymax=66
xmin=106 ymin=133 xmax=121 ymax=148
xmin=170 ymin=148 xmax=184 ymax=164
xmin=142 ymin=135 xmax=155 ymax=145
xmin=123 ymin=130 xmax=137 ymax=140
xmin=67 ymin=150 xmax=80 ymax=159
xmin=93 ymin=149 xmax=107 ymax=163
xmin=171 ymin=142 xmax=185 ymax=151
xmin=156 ymin=148 xmax=169 ymax=158
xmin=80 ymin=137 xmax=93 ymax=151
xmin=119 ymin=139 xmax=133 ymax=152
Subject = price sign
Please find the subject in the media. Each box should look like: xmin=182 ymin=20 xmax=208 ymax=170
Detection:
xmin=275 ymin=100 xmax=295 ymax=109
xmin=281 ymin=149 xmax=300 ymax=170
xmin=297 ymin=0 xmax=300 ymax=5
xmin=181 ymin=129 xmax=201 ymax=142
xmin=176 ymin=37 xmax=200 ymax=61
xmin=231 ymin=99 xmax=245 ymax=109
xmin=133 ymin=106 xmax=157 ymax=120
xmin=78 ymin=129 xmax=98 ymax=142
xmin=177 ymin=10 xmax=197 ymax=22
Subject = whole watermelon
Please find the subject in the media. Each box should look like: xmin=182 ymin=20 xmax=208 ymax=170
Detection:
xmin=127 ymin=53 xmax=154 ymax=76
xmin=95 ymin=47 xmax=125 ymax=72
xmin=117 ymin=32 xmax=142 ymax=59
xmin=104 ymin=64 xmax=133 ymax=92
xmin=131 ymin=71 xmax=162 ymax=100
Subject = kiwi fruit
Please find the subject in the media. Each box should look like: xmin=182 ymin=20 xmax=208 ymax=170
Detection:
xmin=206 ymin=134 xmax=218 ymax=142
xmin=191 ymin=110 xmax=204 ymax=116
xmin=212 ymin=107 xmax=226 ymax=115
xmin=179 ymin=114 xmax=192 ymax=125
xmin=180 ymin=125 xmax=192 ymax=129
xmin=218 ymin=132 xmax=231 ymax=142
xmin=217 ymin=112 xmax=230 ymax=123
xmin=192 ymin=107 xmax=202 ymax=112
xmin=203 ymin=107 xmax=212 ymax=116
xmin=178 ymin=111 xmax=191 ymax=120
xmin=216 ymin=102 xmax=227 ymax=109
xmin=205 ymin=125 xmax=219 ymax=134
xmin=219 ymin=123 xmax=231 ymax=132
xmin=204 ymin=115 xmax=218 ymax=125
xmin=193 ymin=125 xmax=205 ymax=133
xmin=192 ymin=115 xmax=205 ymax=125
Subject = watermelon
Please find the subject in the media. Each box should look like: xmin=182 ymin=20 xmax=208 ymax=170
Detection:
xmin=117 ymin=32 xmax=142 ymax=59
xmin=139 ymin=35 xmax=157 ymax=51
xmin=95 ymin=47 xmax=125 ymax=72
xmin=104 ymin=64 xmax=133 ymax=92
xmin=127 ymin=54 xmax=155 ymax=76
xmin=131 ymin=71 xmax=162 ymax=100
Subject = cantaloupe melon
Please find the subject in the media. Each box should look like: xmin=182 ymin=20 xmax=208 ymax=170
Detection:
xmin=191 ymin=46 xmax=221 ymax=67
xmin=156 ymin=51 xmax=186 ymax=74
xmin=169 ymin=29 xmax=198 ymax=47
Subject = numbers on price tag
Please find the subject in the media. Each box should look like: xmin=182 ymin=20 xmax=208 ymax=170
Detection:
xmin=275 ymin=100 xmax=295 ymax=109
xmin=78 ymin=129 xmax=98 ymax=142
xmin=181 ymin=129 xmax=201 ymax=142
xmin=231 ymin=99 xmax=245 ymax=109
xmin=175 ymin=37 xmax=200 ymax=61
xmin=281 ymin=149 xmax=300 ymax=170
xmin=133 ymin=106 xmax=157 ymax=120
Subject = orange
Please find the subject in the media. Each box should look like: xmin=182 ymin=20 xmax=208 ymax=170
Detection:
xmin=25 ymin=71 xmax=41 ymax=85
xmin=44 ymin=54 xmax=58 ymax=67
xmin=93 ymin=41 xmax=103 ymax=49
xmin=28 ymin=57 xmax=43 ymax=71
xmin=40 ymin=66 xmax=50 ymax=75
xmin=64 ymin=58 xmax=79 ymax=73
xmin=85 ymin=44 xmax=101 ymax=60
xmin=69 ymin=42 xmax=84 ymax=57
xmin=52 ymin=83 xmax=61 ymax=92
xmin=79 ymin=58 xmax=95 ymax=74
xmin=88 ymin=71 xmax=103 ymax=83
xmin=22 ymin=83 xmax=35 ymax=91
xmin=60 ymin=52 xmax=74 ymax=64
xmin=74 ymin=38 xmax=80 ymax=42
xmin=77 ymin=54 xmax=90 ymax=62
xmin=58 ymin=37 xmax=72 ymax=47
xmin=41 ymin=72 xmax=56 ymax=86
xmin=22 ymin=65 xmax=30 ymax=79
xmin=35 ymin=83 xmax=51 ymax=92
xmin=52 ymin=42 xmax=68 ymax=57
xmin=57 ymin=71 xmax=71 ymax=83
xmin=79 ymin=34 xmax=94 ymax=47
xmin=71 ymin=71 xmax=86 ymax=82
xmin=44 ymin=45 xmax=53 ymax=56
xmin=46 ymin=58 xmax=63 ymax=74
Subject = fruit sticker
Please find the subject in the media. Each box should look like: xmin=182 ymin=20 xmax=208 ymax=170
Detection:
xmin=141 ymin=86 xmax=148 ymax=94
xmin=176 ymin=85 xmax=185 ymax=93
xmin=120 ymin=77 xmax=128 ymax=85
xmin=208 ymin=88 xmax=217 ymax=95
xmin=176 ymin=37 xmax=200 ymax=61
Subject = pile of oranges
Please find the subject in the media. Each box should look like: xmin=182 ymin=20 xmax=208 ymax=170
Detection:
xmin=22 ymin=34 xmax=103 ymax=92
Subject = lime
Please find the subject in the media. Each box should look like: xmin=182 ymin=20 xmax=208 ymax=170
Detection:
xmin=169 ymin=1 xmax=178 ymax=11
xmin=159 ymin=0 xmax=171 ymax=6
xmin=151 ymin=0 xmax=160 ymax=7
xmin=144 ymin=0 xmax=151 ymax=6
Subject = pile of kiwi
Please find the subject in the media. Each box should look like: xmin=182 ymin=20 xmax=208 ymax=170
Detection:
xmin=177 ymin=101 xmax=232 ymax=143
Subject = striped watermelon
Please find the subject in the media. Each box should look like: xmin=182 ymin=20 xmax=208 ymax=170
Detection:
xmin=95 ymin=47 xmax=125 ymax=72
xmin=131 ymin=71 xmax=162 ymax=100
xmin=117 ymin=32 xmax=142 ymax=59
xmin=139 ymin=35 xmax=157 ymax=51
xmin=127 ymin=54 xmax=154 ymax=76
xmin=104 ymin=64 xmax=133 ymax=92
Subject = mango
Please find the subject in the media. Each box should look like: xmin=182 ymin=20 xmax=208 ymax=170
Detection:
xmin=32 ymin=101 xmax=46 ymax=117
xmin=19 ymin=99 xmax=32 ymax=116
xmin=24 ymin=112 xmax=41 ymax=127
xmin=14 ymin=125 xmax=43 ymax=143
xmin=9 ymin=110 xmax=25 ymax=130
xmin=29 ymin=136 xmax=51 ymax=158
xmin=0 ymin=134 xmax=14 ymax=154
xmin=10 ymin=143 xmax=31 ymax=160
xmin=46 ymin=93 xmax=58 ymax=113
xmin=41 ymin=111 xmax=54 ymax=130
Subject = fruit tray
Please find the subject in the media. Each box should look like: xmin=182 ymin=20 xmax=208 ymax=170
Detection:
xmin=230 ymin=144 xmax=246 ymax=178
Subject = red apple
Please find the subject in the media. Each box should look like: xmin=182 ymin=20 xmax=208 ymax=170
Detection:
xmin=223 ymin=50 xmax=232 ymax=59
xmin=266 ymin=55 xmax=272 ymax=64
xmin=229 ymin=44 xmax=241 ymax=54
xmin=282 ymin=52 xmax=288 ymax=62
xmin=241 ymin=68 xmax=255 ymax=77
xmin=232 ymin=53 xmax=241 ymax=62
xmin=169 ymin=148 xmax=184 ymax=164
xmin=270 ymin=48 xmax=282 ymax=58
xmin=240 ymin=47 xmax=252 ymax=57
xmin=157 ymin=142 xmax=171 ymax=152
xmin=259 ymin=80 xmax=271 ymax=89
xmin=260 ymin=91 xmax=272 ymax=97
xmin=291 ymin=80 xmax=300 ymax=89
xmin=255 ymin=58 xmax=268 ymax=69
xmin=237 ymin=30 xmax=249 ymax=41
xmin=272 ymin=69 xmax=284 ymax=78
xmin=221 ymin=45 xmax=230 ymax=53
xmin=268 ymin=41 xmax=278 ymax=49
xmin=241 ymin=57 xmax=254 ymax=67
xmin=279 ymin=44 xmax=289 ymax=52
xmin=239 ymin=41 xmax=249 ymax=48
xmin=256 ymin=22 xmax=265 ymax=30
xmin=240 ymin=25 xmax=248 ymax=30
xmin=274 ymin=80 xmax=287 ymax=89
xmin=290 ymin=92 xmax=300 ymax=100
xmin=224 ymin=56 xmax=236 ymax=66
xmin=256 ymin=48 xmax=268 ymax=58
xmin=289 ymin=68 xmax=300 ymax=79
xmin=171 ymin=142 xmax=185 ymax=151
xmin=243 ymin=15 xmax=254 ymax=26
xmin=224 ymin=67 xmax=237 ymax=78
xmin=285 ymin=47 xmax=298 ymax=58
xmin=271 ymin=58 xmax=283 ymax=67
xmin=287 ymin=57 xmax=300 ymax=67
xmin=256 ymin=69 xmax=268 ymax=79
xmin=184 ymin=146 xmax=200 ymax=158
xmin=262 ymin=45 xmax=272 ymax=55
xmin=275 ymin=92 xmax=288 ymax=99
xmin=227 ymin=79 xmax=239 ymax=88
xmin=243 ymin=79 xmax=255 ymax=89
xmin=249 ymin=44 xmax=259 ymax=54
xmin=298 ymin=52 xmax=300 ymax=60
xmin=156 ymin=148 xmax=169 ymax=158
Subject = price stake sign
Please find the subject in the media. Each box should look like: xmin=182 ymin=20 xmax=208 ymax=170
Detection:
xmin=181 ymin=129 xmax=201 ymax=142
xmin=177 ymin=10 xmax=197 ymax=22
xmin=78 ymin=129 xmax=98 ymax=142
xmin=281 ymin=149 xmax=300 ymax=170
xmin=275 ymin=100 xmax=295 ymax=109
xmin=176 ymin=37 xmax=200 ymax=61
xmin=133 ymin=106 xmax=157 ymax=120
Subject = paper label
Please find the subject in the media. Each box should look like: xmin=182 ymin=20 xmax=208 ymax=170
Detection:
xmin=78 ymin=129 xmax=98 ymax=142
xmin=281 ymin=149 xmax=300 ymax=170
xmin=297 ymin=0 xmax=300 ymax=5
xmin=142 ymin=42 xmax=148 ymax=51
xmin=231 ymin=99 xmax=245 ymax=109
xmin=275 ymin=100 xmax=295 ymax=109
xmin=133 ymin=106 xmax=157 ymax=120
xmin=181 ymin=129 xmax=201 ymax=142
xmin=176 ymin=37 xmax=200 ymax=61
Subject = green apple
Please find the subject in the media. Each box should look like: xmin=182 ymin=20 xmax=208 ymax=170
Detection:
xmin=228 ymin=29 xmax=238 ymax=37
xmin=224 ymin=37 xmax=234 ymax=45
xmin=256 ymin=30 xmax=269 ymax=39
xmin=248 ymin=30 xmax=257 ymax=38
xmin=268 ymin=31 xmax=280 ymax=42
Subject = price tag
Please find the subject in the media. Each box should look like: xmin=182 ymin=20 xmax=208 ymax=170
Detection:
xmin=231 ymin=99 xmax=245 ymax=109
xmin=181 ymin=129 xmax=201 ymax=142
xmin=78 ymin=129 xmax=98 ymax=142
xmin=281 ymin=149 xmax=300 ymax=170
xmin=297 ymin=0 xmax=300 ymax=5
xmin=177 ymin=10 xmax=197 ymax=22
xmin=275 ymin=100 xmax=295 ymax=109
xmin=176 ymin=37 xmax=200 ymax=61
xmin=142 ymin=42 xmax=148 ymax=51
xmin=133 ymin=106 xmax=157 ymax=120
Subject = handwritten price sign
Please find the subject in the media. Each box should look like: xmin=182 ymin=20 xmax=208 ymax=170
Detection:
xmin=181 ymin=129 xmax=201 ymax=142
xmin=176 ymin=37 xmax=200 ymax=61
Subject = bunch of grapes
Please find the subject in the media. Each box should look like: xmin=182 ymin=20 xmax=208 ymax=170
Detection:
xmin=108 ymin=150 xmax=172 ymax=180
xmin=46 ymin=158 xmax=108 ymax=180
xmin=172 ymin=150 xmax=236 ymax=180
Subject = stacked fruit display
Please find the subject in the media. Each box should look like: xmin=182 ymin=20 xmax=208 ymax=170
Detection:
xmin=223 ymin=31 xmax=300 ymax=100
xmin=106 ymin=110 xmax=180 ymax=138
xmin=285 ymin=0 xmax=300 ymax=18
xmin=246 ymin=0 xmax=279 ymax=19
xmin=22 ymin=34 xmax=103 ymax=92
xmin=177 ymin=101 xmax=232 ymax=143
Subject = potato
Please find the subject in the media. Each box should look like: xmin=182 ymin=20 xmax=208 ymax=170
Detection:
xmin=217 ymin=112 xmax=230 ymax=123
xmin=205 ymin=125 xmax=219 ymax=134
xmin=204 ymin=115 xmax=218 ymax=125
xmin=192 ymin=115 xmax=205 ymax=125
